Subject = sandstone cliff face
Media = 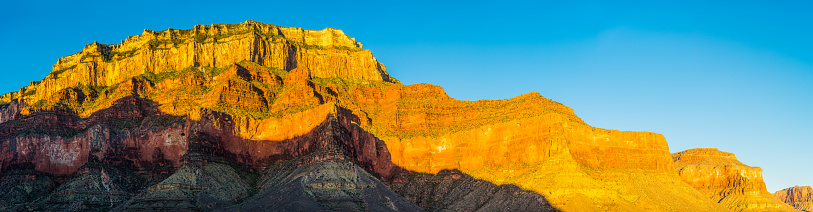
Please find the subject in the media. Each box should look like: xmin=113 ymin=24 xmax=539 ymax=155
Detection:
xmin=0 ymin=20 xmax=396 ymax=112
xmin=343 ymin=85 xmax=673 ymax=172
xmin=673 ymin=148 xmax=799 ymax=212
xmin=0 ymin=21 xmax=741 ymax=211
xmin=775 ymin=186 xmax=813 ymax=211
xmin=318 ymin=81 xmax=725 ymax=211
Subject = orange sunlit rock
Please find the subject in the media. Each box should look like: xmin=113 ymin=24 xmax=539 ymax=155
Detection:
xmin=0 ymin=21 xmax=774 ymax=211
xmin=0 ymin=21 xmax=396 ymax=110
xmin=321 ymin=83 xmax=726 ymax=211
xmin=775 ymin=186 xmax=813 ymax=211
xmin=673 ymin=148 xmax=800 ymax=212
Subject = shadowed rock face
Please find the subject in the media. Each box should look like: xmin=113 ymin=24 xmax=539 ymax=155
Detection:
xmin=673 ymin=148 xmax=800 ymax=212
xmin=0 ymin=169 xmax=55 ymax=211
xmin=30 ymin=163 xmax=145 ymax=212
xmin=390 ymin=169 xmax=558 ymax=212
xmin=775 ymin=186 xmax=813 ymax=212
xmin=0 ymin=21 xmax=752 ymax=211
xmin=0 ymin=21 xmax=397 ymax=108
xmin=222 ymin=116 xmax=422 ymax=212
xmin=116 ymin=153 xmax=257 ymax=211
xmin=112 ymin=112 xmax=412 ymax=211
xmin=0 ymin=96 xmax=187 ymax=181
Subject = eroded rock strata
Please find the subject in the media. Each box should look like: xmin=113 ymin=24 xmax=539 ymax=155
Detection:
xmin=31 ymin=163 xmax=145 ymax=211
xmin=220 ymin=116 xmax=422 ymax=212
xmin=0 ymin=169 xmax=55 ymax=211
xmin=775 ymin=186 xmax=813 ymax=212
xmin=0 ymin=21 xmax=758 ymax=211
xmin=673 ymin=148 xmax=799 ymax=212
xmin=390 ymin=169 xmax=558 ymax=211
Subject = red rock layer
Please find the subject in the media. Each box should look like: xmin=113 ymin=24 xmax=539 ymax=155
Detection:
xmin=775 ymin=186 xmax=813 ymax=211
xmin=0 ymin=97 xmax=187 ymax=179
xmin=673 ymin=148 xmax=799 ymax=212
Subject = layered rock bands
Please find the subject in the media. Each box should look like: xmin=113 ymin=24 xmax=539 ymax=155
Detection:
xmin=673 ymin=148 xmax=800 ymax=212
xmin=0 ymin=21 xmax=787 ymax=211
xmin=775 ymin=186 xmax=813 ymax=211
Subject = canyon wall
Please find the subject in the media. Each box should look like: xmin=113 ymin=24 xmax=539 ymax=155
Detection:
xmin=775 ymin=186 xmax=813 ymax=211
xmin=673 ymin=148 xmax=799 ymax=212
xmin=317 ymin=80 xmax=726 ymax=211
xmin=0 ymin=20 xmax=396 ymax=110
xmin=0 ymin=21 xmax=758 ymax=211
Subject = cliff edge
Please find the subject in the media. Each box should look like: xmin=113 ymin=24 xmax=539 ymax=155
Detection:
xmin=775 ymin=186 xmax=813 ymax=211
xmin=673 ymin=148 xmax=799 ymax=212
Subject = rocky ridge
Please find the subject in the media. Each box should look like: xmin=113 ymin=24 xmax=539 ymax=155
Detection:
xmin=0 ymin=20 xmax=396 ymax=118
xmin=0 ymin=21 xmax=784 ymax=211
xmin=775 ymin=186 xmax=813 ymax=211
xmin=672 ymin=148 xmax=799 ymax=212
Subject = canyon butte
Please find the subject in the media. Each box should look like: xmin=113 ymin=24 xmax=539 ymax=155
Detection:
xmin=775 ymin=186 xmax=813 ymax=212
xmin=0 ymin=21 xmax=801 ymax=212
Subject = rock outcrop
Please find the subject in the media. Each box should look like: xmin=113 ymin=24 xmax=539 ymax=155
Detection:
xmin=0 ymin=96 xmax=188 ymax=179
xmin=0 ymin=20 xmax=397 ymax=115
xmin=330 ymin=83 xmax=726 ymax=211
xmin=775 ymin=186 xmax=813 ymax=211
xmin=391 ymin=169 xmax=558 ymax=211
xmin=0 ymin=21 xmax=755 ymax=211
xmin=116 ymin=152 xmax=257 ymax=211
xmin=0 ymin=169 xmax=55 ymax=211
xmin=30 ymin=163 xmax=145 ymax=211
xmin=673 ymin=148 xmax=799 ymax=212
xmin=221 ymin=116 xmax=422 ymax=212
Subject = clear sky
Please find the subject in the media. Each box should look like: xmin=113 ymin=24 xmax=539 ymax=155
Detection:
xmin=1 ymin=0 xmax=811 ymax=192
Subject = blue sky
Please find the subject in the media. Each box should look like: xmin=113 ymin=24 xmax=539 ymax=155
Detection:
xmin=1 ymin=0 xmax=811 ymax=192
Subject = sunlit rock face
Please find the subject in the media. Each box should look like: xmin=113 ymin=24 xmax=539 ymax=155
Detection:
xmin=0 ymin=21 xmax=750 ymax=211
xmin=673 ymin=148 xmax=800 ymax=212
xmin=0 ymin=21 xmax=395 ymax=108
xmin=0 ymin=96 xmax=188 ymax=179
xmin=775 ymin=186 xmax=813 ymax=211
xmin=338 ymin=83 xmax=728 ymax=211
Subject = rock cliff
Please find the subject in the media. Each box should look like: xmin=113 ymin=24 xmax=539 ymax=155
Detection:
xmin=332 ymin=83 xmax=725 ymax=211
xmin=673 ymin=148 xmax=799 ymax=212
xmin=0 ymin=21 xmax=749 ymax=211
xmin=0 ymin=20 xmax=397 ymax=112
xmin=775 ymin=186 xmax=813 ymax=211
